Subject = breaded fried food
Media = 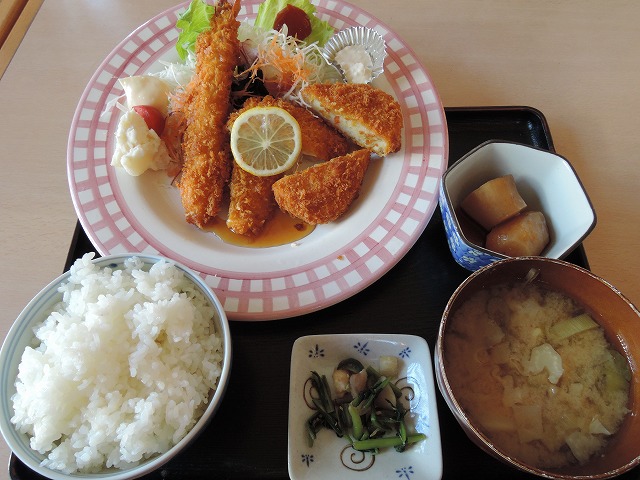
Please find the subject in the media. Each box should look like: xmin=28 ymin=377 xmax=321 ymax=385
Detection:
xmin=301 ymin=83 xmax=403 ymax=157
xmin=227 ymin=95 xmax=352 ymax=161
xmin=227 ymin=164 xmax=282 ymax=236
xmin=272 ymin=149 xmax=371 ymax=224
xmin=178 ymin=0 xmax=241 ymax=229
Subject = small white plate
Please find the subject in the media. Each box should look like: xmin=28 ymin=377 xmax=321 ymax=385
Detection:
xmin=288 ymin=334 xmax=442 ymax=480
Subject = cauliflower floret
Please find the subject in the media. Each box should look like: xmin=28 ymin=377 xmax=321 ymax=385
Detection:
xmin=111 ymin=110 xmax=171 ymax=176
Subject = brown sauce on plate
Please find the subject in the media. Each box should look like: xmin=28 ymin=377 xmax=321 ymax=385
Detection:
xmin=206 ymin=209 xmax=315 ymax=248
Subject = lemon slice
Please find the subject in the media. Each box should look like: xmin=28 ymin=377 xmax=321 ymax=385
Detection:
xmin=230 ymin=106 xmax=302 ymax=176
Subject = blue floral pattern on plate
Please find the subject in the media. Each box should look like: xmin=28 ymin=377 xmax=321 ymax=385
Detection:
xmin=288 ymin=334 xmax=442 ymax=480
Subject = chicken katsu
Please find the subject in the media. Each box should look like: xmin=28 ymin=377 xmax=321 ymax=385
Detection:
xmin=178 ymin=0 xmax=241 ymax=229
xmin=300 ymin=83 xmax=403 ymax=157
xmin=272 ymin=148 xmax=371 ymax=224
xmin=227 ymin=95 xmax=352 ymax=161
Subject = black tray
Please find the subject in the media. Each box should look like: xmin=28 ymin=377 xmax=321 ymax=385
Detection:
xmin=13 ymin=107 xmax=634 ymax=480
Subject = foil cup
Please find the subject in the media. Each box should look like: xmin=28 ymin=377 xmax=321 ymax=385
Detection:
xmin=322 ymin=26 xmax=387 ymax=83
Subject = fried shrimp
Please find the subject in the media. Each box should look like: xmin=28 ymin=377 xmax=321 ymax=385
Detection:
xmin=178 ymin=0 xmax=241 ymax=229
xmin=227 ymin=164 xmax=282 ymax=236
xmin=227 ymin=95 xmax=352 ymax=161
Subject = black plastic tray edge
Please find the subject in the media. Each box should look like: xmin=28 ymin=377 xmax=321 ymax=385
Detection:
xmin=9 ymin=105 xmax=592 ymax=480
xmin=447 ymin=106 xmax=552 ymax=143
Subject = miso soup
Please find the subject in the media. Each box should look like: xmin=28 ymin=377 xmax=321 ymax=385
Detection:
xmin=444 ymin=281 xmax=631 ymax=469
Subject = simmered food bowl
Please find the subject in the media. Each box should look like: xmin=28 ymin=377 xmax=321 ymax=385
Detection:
xmin=435 ymin=257 xmax=640 ymax=479
xmin=439 ymin=140 xmax=596 ymax=271
xmin=0 ymin=254 xmax=232 ymax=480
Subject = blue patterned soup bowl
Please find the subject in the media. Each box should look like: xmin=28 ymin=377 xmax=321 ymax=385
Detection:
xmin=0 ymin=254 xmax=232 ymax=480
xmin=438 ymin=140 xmax=596 ymax=271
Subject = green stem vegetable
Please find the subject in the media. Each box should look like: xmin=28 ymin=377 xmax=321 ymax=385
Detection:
xmin=352 ymin=434 xmax=427 ymax=452
xmin=348 ymin=404 xmax=364 ymax=440
xmin=305 ymin=358 xmax=426 ymax=454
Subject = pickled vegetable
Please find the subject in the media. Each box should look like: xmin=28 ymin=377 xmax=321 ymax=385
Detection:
xmin=485 ymin=210 xmax=550 ymax=257
xmin=306 ymin=357 xmax=424 ymax=453
xmin=461 ymin=175 xmax=527 ymax=230
xmin=379 ymin=355 xmax=398 ymax=378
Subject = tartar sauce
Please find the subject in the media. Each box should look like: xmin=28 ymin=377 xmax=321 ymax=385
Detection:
xmin=334 ymin=45 xmax=373 ymax=84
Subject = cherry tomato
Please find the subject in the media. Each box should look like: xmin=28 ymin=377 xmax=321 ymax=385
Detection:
xmin=132 ymin=105 xmax=165 ymax=136
xmin=273 ymin=5 xmax=312 ymax=40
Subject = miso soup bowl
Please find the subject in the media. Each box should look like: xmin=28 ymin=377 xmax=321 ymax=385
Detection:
xmin=435 ymin=257 xmax=640 ymax=479
xmin=439 ymin=141 xmax=596 ymax=271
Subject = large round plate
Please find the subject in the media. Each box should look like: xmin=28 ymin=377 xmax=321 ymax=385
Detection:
xmin=67 ymin=0 xmax=448 ymax=321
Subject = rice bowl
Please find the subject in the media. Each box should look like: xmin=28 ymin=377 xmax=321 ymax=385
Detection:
xmin=0 ymin=253 xmax=232 ymax=480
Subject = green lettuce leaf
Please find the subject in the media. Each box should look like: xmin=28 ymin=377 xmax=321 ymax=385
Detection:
xmin=254 ymin=0 xmax=334 ymax=46
xmin=176 ymin=0 xmax=216 ymax=60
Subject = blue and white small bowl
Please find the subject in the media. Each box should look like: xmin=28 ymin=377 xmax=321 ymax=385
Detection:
xmin=0 ymin=254 xmax=232 ymax=480
xmin=439 ymin=140 xmax=596 ymax=271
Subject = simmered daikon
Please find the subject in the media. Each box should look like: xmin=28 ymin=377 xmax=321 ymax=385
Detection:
xmin=461 ymin=175 xmax=527 ymax=230
xmin=485 ymin=211 xmax=550 ymax=256
xmin=458 ymin=174 xmax=552 ymax=257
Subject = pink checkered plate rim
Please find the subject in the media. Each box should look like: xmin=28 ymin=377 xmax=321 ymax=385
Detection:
xmin=66 ymin=0 xmax=449 ymax=321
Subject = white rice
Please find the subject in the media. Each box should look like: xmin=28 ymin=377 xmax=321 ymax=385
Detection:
xmin=10 ymin=254 xmax=223 ymax=474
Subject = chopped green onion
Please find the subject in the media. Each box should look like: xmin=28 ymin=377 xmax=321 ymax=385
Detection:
xmin=549 ymin=313 xmax=598 ymax=341
xmin=604 ymin=350 xmax=632 ymax=391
